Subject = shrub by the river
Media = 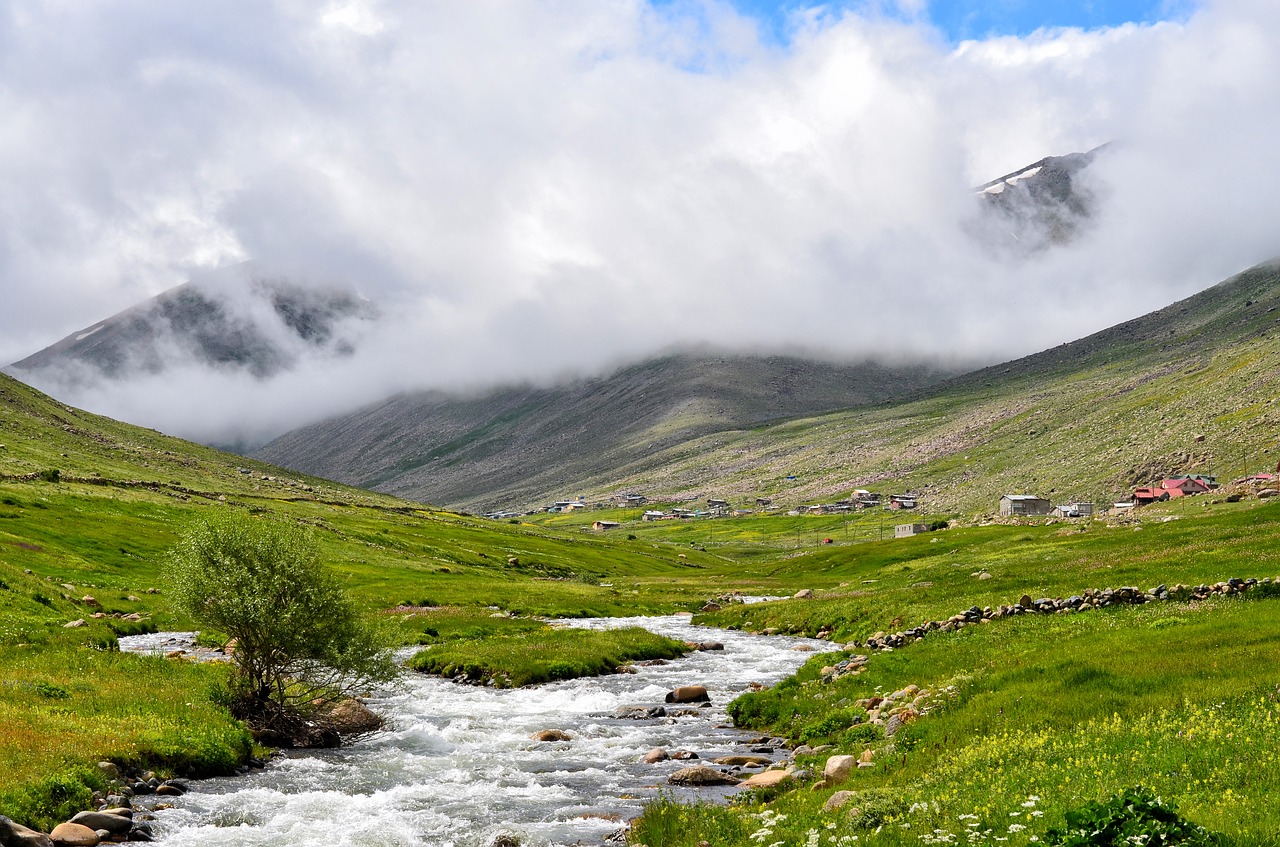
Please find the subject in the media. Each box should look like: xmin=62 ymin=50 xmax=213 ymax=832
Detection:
xmin=167 ymin=512 xmax=398 ymax=745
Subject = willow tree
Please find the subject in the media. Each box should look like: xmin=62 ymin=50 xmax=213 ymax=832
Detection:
xmin=168 ymin=512 xmax=397 ymax=745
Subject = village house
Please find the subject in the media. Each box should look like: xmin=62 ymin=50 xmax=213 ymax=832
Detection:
xmin=641 ymin=510 xmax=667 ymax=521
xmin=592 ymin=520 xmax=621 ymax=531
xmin=998 ymin=494 xmax=1052 ymax=517
xmin=1160 ymin=477 xmax=1211 ymax=498
xmin=894 ymin=523 xmax=929 ymax=538
xmin=755 ymin=497 xmax=773 ymax=508
xmin=1169 ymin=474 xmax=1218 ymax=489
xmin=853 ymin=490 xmax=881 ymax=507
xmin=888 ymin=494 xmax=917 ymax=510
xmin=1052 ymin=502 xmax=1094 ymax=519
xmin=1233 ymin=473 xmax=1275 ymax=485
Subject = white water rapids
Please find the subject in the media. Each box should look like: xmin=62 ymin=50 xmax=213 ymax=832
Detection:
xmin=120 ymin=615 xmax=836 ymax=847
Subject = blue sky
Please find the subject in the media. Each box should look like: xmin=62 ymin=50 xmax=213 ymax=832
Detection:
xmin=722 ymin=0 xmax=1199 ymax=43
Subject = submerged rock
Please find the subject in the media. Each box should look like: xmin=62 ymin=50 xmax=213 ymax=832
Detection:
xmin=713 ymin=755 xmax=771 ymax=767
xmin=667 ymin=766 xmax=740 ymax=787
xmin=614 ymin=705 xmax=666 ymax=719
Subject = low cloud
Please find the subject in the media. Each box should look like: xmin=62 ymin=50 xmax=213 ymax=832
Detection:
xmin=3 ymin=0 xmax=1279 ymax=445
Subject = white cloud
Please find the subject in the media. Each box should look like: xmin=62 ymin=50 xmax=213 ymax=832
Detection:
xmin=1 ymin=0 xmax=1278 ymax=444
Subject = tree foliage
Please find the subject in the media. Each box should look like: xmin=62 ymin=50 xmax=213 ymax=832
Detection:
xmin=167 ymin=512 xmax=397 ymax=745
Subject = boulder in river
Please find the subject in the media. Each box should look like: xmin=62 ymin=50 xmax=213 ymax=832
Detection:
xmin=667 ymin=766 xmax=740 ymax=787
xmin=324 ymin=699 xmax=384 ymax=736
xmin=665 ymin=685 xmax=710 ymax=704
xmin=642 ymin=748 xmax=669 ymax=763
xmin=48 ymin=822 xmax=98 ymax=846
xmin=68 ymin=813 xmax=130 ymax=836
xmin=713 ymin=755 xmax=771 ymax=767
xmin=529 ymin=729 xmax=572 ymax=742
xmin=1 ymin=816 xmax=54 ymax=847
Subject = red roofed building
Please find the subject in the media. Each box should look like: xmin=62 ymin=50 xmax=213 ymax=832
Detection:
xmin=1160 ymin=478 xmax=1211 ymax=498
xmin=1132 ymin=487 xmax=1170 ymax=506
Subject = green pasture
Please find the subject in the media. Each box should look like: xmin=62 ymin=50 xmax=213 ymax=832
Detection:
xmin=633 ymin=594 xmax=1280 ymax=846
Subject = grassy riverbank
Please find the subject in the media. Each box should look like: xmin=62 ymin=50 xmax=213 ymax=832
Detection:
xmin=631 ymin=590 xmax=1280 ymax=846
xmin=406 ymin=625 xmax=689 ymax=687
xmin=0 ymin=639 xmax=253 ymax=831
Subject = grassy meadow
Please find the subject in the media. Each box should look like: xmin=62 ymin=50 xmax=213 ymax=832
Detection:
xmin=632 ymin=593 xmax=1280 ymax=846
xmin=2 ymin=350 xmax=1280 ymax=844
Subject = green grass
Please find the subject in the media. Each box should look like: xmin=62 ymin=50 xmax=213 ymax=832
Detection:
xmin=696 ymin=499 xmax=1280 ymax=640
xmin=632 ymin=595 xmax=1280 ymax=846
xmin=406 ymin=625 xmax=689 ymax=687
xmin=5 ymin=346 xmax=1280 ymax=845
xmin=0 ymin=644 xmax=252 ymax=831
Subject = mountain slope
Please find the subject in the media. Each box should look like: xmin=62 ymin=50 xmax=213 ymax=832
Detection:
xmin=969 ymin=143 xmax=1107 ymax=253
xmin=8 ymin=264 xmax=375 ymax=384
xmin=579 ymin=261 xmax=1280 ymax=511
xmin=253 ymin=354 xmax=955 ymax=510
xmin=256 ymin=258 xmax=1280 ymax=516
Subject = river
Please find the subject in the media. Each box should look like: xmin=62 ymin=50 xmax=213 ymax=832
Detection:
xmin=120 ymin=614 xmax=835 ymax=847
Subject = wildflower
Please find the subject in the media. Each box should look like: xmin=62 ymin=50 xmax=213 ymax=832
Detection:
xmin=804 ymin=829 xmax=820 ymax=847
xmin=1008 ymin=824 xmax=1026 ymax=833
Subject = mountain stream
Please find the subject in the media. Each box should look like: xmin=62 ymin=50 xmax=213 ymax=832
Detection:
xmin=120 ymin=615 xmax=835 ymax=847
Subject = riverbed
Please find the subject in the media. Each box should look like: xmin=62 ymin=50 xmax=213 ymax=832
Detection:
xmin=120 ymin=615 xmax=835 ymax=847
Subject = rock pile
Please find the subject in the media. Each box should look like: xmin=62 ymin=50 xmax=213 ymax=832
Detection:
xmin=856 ymin=577 xmax=1272 ymax=654
xmin=700 ymin=591 xmax=746 ymax=612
